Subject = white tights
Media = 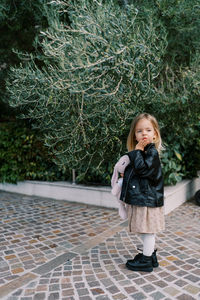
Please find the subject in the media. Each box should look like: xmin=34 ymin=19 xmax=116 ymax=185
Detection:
xmin=139 ymin=233 xmax=156 ymax=256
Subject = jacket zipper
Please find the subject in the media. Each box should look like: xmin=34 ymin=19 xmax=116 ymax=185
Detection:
xmin=123 ymin=168 xmax=134 ymax=202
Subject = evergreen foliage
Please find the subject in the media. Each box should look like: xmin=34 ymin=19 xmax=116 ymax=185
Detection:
xmin=0 ymin=121 xmax=70 ymax=183
xmin=7 ymin=0 xmax=200 ymax=185
xmin=0 ymin=0 xmax=50 ymax=117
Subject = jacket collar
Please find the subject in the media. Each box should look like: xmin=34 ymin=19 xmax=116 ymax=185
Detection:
xmin=144 ymin=143 xmax=155 ymax=151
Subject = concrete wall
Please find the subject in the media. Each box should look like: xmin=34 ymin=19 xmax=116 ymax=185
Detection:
xmin=0 ymin=176 xmax=200 ymax=215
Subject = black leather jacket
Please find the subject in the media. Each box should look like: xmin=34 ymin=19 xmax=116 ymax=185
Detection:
xmin=120 ymin=143 xmax=164 ymax=207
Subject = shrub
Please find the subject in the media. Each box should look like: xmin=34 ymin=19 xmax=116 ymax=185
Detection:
xmin=0 ymin=0 xmax=50 ymax=118
xmin=0 ymin=121 xmax=70 ymax=183
xmin=6 ymin=0 xmax=200 ymax=185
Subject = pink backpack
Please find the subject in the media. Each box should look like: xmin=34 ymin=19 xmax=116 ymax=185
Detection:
xmin=111 ymin=155 xmax=130 ymax=219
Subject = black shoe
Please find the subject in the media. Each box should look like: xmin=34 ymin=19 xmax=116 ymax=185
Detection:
xmin=152 ymin=249 xmax=159 ymax=267
xmin=126 ymin=254 xmax=153 ymax=272
xmin=127 ymin=252 xmax=142 ymax=264
xmin=127 ymin=249 xmax=159 ymax=268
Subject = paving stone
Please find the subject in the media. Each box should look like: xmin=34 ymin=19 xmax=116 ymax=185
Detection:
xmin=118 ymin=280 xmax=132 ymax=286
xmin=154 ymin=280 xmax=168 ymax=288
xmin=176 ymin=270 xmax=189 ymax=276
xmin=0 ymin=193 xmax=200 ymax=300
xmin=49 ymin=274 xmax=59 ymax=281
xmin=144 ymin=274 xmax=158 ymax=281
xmin=185 ymin=258 xmax=199 ymax=264
xmin=183 ymin=284 xmax=200 ymax=295
xmin=48 ymin=292 xmax=60 ymax=300
xmin=77 ymin=288 xmax=90 ymax=296
xmin=106 ymin=285 xmax=120 ymax=294
xmin=75 ymin=282 xmax=85 ymax=288
xmin=79 ymin=296 xmax=93 ymax=300
xmin=130 ymin=292 xmax=146 ymax=299
xmin=36 ymin=284 xmax=48 ymax=292
xmin=24 ymin=288 xmax=35 ymax=296
xmin=7 ymin=296 xmax=19 ymax=300
xmin=12 ymin=288 xmax=23 ymax=296
xmin=182 ymin=264 xmax=195 ymax=270
xmin=49 ymin=284 xmax=60 ymax=291
xmin=112 ymin=293 xmax=127 ymax=300
xmin=176 ymin=294 xmax=196 ymax=300
xmin=164 ymin=275 xmax=177 ymax=282
xmin=156 ymin=271 xmax=169 ymax=278
xmin=91 ymin=288 xmax=105 ymax=295
xmin=95 ymin=296 xmax=110 ymax=300
xmin=33 ymin=293 xmax=46 ymax=300
xmin=62 ymin=289 xmax=74 ymax=296
xmin=191 ymin=268 xmax=200 ymax=276
xmin=175 ymin=279 xmax=188 ymax=287
xmin=88 ymin=280 xmax=101 ymax=287
xmin=184 ymin=274 xmax=200 ymax=282
xmin=133 ymin=277 xmax=146 ymax=285
xmin=86 ymin=275 xmax=96 ymax=282
xmin=166 ymin=264 xmax=178 ymax=271
xmin=100 ymin=278 xmax=114 ymax=287
xmin=141 ymin=284 xmax=156 ymax=292
xmin=124 ymin=286 xmax=138 ymax=294
xmin=150 ymin=291 xmax=165 ymax=299
xmin=164 ymin=286 xmax=184 ymax=297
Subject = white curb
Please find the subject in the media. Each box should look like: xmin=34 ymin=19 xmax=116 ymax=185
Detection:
xmin=0 ymin=176 xmax=199 ymax=215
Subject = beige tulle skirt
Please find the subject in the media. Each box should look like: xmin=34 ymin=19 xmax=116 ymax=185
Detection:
xmin=127 ymin=205 xmax=165 ymax=234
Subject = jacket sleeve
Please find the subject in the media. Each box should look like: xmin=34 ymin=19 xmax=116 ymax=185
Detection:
xmin=127 ymin=147 xmax=160 ymax=180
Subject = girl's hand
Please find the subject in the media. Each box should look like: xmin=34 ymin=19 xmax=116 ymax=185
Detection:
xmin=135 ymin=139 xmax=149 ymax=151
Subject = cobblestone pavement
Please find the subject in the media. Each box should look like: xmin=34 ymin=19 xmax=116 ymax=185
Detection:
xmin=0 ymin=191 xmax=199 ymax=300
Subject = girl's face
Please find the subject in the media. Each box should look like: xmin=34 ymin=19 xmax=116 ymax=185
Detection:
xmin=135 ymin=118 xmax=156 ymax=144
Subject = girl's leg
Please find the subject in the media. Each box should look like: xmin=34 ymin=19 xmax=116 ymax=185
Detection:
xmin=126 ymin=233 xmax=157 ymax=272
xmin=139 ymin=233 xmax=155 ymax=256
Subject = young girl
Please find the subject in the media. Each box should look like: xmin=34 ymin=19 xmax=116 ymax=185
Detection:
xmin=120 ymin=113 xmax=165 ymax=272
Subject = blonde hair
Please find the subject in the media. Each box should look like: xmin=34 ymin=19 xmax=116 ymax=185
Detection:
xmin=127 ymin=113 xmax=162 ymax=152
